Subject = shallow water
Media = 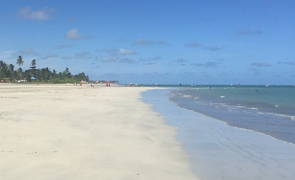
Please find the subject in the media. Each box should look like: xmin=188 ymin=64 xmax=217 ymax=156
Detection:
xmin=142 ymin=89 xmax=295 ymax=180
xmin=170 ymin=87 xmax=295 ymax=144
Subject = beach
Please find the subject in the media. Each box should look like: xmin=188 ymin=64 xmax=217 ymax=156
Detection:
xmin=0 ymin=85 xmax=197 ymax=180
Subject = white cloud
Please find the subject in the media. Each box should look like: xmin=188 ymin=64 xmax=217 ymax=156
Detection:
xmin=278 ymin=61 xmax=295 ymax=66
xmin=65 ymin=29 xmax=82 ymax=40
xmin=19 ymin=7 xmax=53 ymax=21
xmin=54 ymin=44 xmax=73 ymax=49
xmin=95 ymin=48 xmax=137 ymax=64
xmin=251 ymin=62 xmax=272 ymax=67
xmin=0 ymin=50 xmax=15 ymax=59
xmin=184 ymin=42 xmax=202 ymax=48
xmin=191 ymin=61 xmax=221 ymax=68
xmin=74 ymin=51 xmax=92 ymax=59
xmin=99 ymin=48 xmax=137 ymax=56
xmin=98 ymin=56 xmax=136 ymax=64
xmin=0 ymin=48 xmax=40 ymax=59
xmin=0 ymin=49 xmax=40 ymax=65
xmin=133 ymin=39 xmax=169 ymax=46
xmin=184 ymin=42 xmax=222 ymax=51
xmin=43 ymin=54 xmax=59 ymax=60
xmin=117 ymin=48 xmax=137 ymax=55
xmin=238 ymin=30 xmax=263 ymax=36
xmin=14 ymin=48 xmax=40 ymax=56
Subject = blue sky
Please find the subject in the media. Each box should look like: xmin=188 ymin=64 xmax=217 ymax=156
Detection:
xmin=0 ymin=0 xmax=294 ymax=84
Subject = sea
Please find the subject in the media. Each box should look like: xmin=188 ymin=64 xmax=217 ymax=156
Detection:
xmin=142 ymin=86 xmax=295 ymax=180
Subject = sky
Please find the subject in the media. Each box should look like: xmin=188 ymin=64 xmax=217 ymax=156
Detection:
xmin=0 ymin=0 xmax=294 ymax=85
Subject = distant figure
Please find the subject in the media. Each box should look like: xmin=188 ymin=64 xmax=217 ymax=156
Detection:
xmin=80 ymin=81 xmax=83 ymax=86
xmin=91 ymin=83 xmax=94 ymax=88
xmin=105 ymin=82 xmax=111 ymax=87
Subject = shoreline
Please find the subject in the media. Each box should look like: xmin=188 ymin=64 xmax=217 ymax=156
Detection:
xmin=0 ymin=85 xmax=197 ymax=180
xmin=143 ymin=89 xmax=295 ymax=180
xmin=169 ymin=88 xmax=295 ymax=145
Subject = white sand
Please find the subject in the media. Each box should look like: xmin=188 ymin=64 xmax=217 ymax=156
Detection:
xmin=0 ymin=84 xmax=197 ymax=180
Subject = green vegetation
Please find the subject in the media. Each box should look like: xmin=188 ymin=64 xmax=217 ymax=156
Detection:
xmin=0 ymin=56 xmax=89 ymax=83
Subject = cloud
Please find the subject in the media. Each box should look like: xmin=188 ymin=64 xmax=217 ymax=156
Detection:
xmin=249 ymin=67 xmax=262 ymax=75
xmin=119 ymin=58 xmax=137 ymax=63
xmin=61 ymin=56 xmax=72 ymax=60
xmin=238 ymin=30 xmax=263 ymax=36
xmin=99 ymin=48 xmax=137 ymax=56
xmin=97 ymin=56 xmax=136 ymax=64
xmin=96 ymin=54 xmax=161 ymax=64
xmin=184 ymin=43 xmax=202 ymax=48
xmin=0 ymin=50 xmax=16 ymax=60
xmin=98 ymin=56 xmax=117 ymax=63
xmin=18 ymin=7 xmax=53 ymax=21
xmin=139 ymin=56 xmax=161 ymax=62
xmin=132 ymin=56 xmax=161 ymax=65
xmin=133 ymin=39 xmax=169 ymax=46
xmin=65 ymin=29 xmax=83 ymax=40
xmin=278 ymin=61 xmax=295 ymax=65
xmin=59 ymin=51 xmax=93 ymax=60
xmin=12 ymin=48 xmax=40 ymax=57
xmin=43 ymin=54 xmax=59 ymax=60
xmin=144 ymin=62 xmax=157 ymax=65
xmin=184 ymin=42 xmax=222 ymax=51
xmin=0 ymin=49 xmax=41 ymax=64
xmin=117 ymin=48 xmax=137 ymax=55
xmin=175 ymin=58 xmax=187 ymax=66
xmin=96 ymin=47 xmax=160 ymax=64
xmin=203 ymin=46 xmax=222 ymax=51
xmin=191 ymin=61 xmax=220 ymax=68
xmin=251 ymin=62 xmax=272 ymax=67
xmin=74 ymin=51 xmax=92 ymax=59
xmin=54 ymin=44 xmax=73 ymax=49
xmin=176 ymin=58 xmax=186 ymax=63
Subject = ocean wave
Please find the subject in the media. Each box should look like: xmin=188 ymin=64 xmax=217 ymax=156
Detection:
xmin=182 ymin=94 xmax=193 ymax=98
xmin=254 ymin=111 xmax=295 ymax=121
xmin=170 ymin=88 xmax=295 ymax=144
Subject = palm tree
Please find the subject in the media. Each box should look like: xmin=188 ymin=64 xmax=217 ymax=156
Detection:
xmin=30 ymin=59 xmax=37 ymax=80
xmin=30 ymin=59 xmax=36 ymax=69
xmin=16 ymin=56 xmax=24 ymax=67
xmin=63 ymin=67 xmax=71 ymax=78
xmin=16 ymin=68 xmax=23 ymax=80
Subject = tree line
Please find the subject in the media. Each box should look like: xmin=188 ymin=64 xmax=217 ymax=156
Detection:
xmin=0 ymin=56 xmax=89 ymax=83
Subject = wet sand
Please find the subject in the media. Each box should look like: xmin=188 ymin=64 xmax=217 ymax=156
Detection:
xmin=143 ymin=89 xmax=295 ymax=180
